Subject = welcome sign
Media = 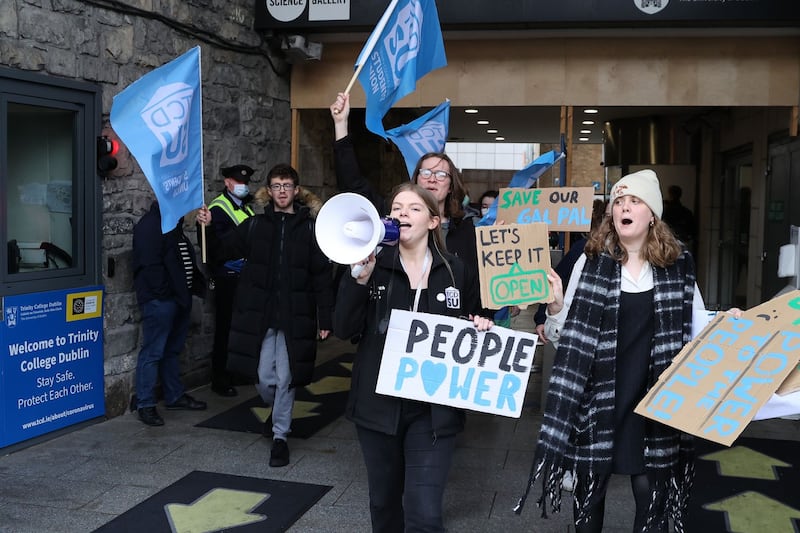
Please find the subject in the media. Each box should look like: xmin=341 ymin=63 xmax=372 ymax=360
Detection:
xmin=636 ymin=290 xmax=800 ymax=446
xmin=376 ymin=310 xmax=538 ymax=418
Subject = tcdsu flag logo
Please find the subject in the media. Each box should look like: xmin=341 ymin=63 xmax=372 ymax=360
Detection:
xmin=141 ymin=82 xmax=193 ymax=168
xmin=635 ymin=0 xmax=669 ymax=15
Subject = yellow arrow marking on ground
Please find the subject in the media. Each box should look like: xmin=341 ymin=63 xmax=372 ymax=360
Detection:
xmin=704 ymin=491 xmax=800 ymax=533
xmin=700 ymin=446 xmax=791 ymax=480
xmin=165 ymin=488 xmax=268 ymax=533
xmin=304 ymin=376 xmax=351 ymax=395
xmin=251 ymin=406 xmax=272 ymax=422
xmin=251 ymin=400 xmax=322 ymax=423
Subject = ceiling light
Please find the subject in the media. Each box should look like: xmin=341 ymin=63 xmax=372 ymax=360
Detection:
xmin=465 ymin=108 xmax=479 ymax=114
xmin=580 ymin=129 xmax=591 ymax=134
xmin=477 ymin=120 xmax=489 ymax=125
xmin=487 ymin=129 xmax=498 ymax=134
xmin=583 ymin=108 xmax=599 ymax=114
xmin=579 ymin=137 xmax=589 ymax=142
xmin=495 ymin=136 xmax=505 ymax=141
xmin=582 ymin=120 xmax=595 ymax=125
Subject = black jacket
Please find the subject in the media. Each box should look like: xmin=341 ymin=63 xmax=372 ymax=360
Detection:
xmin=333 ymin=135 xmax=479 ymax=271
xmin=210 ymin=202 xmax=334 ymax=386
xmin=333 ymin=243 xmax=482 ymax=436
xmin=132 ymin=202 xmax=204 ymax=309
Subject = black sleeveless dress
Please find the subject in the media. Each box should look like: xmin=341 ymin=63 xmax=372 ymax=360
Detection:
xmin=612 ymin=289 xmax=654 ymax=474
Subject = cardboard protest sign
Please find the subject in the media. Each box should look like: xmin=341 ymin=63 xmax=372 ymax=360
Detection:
xmin=635 ymin=290 xmax=800 ymax=446
xmin=497 ymin=187 xmax=594 ymax=232
xmin=776 ymin=365 xmax=800 ymax=395
xmin=375 ymin=310 xmax=538 ymax=418
xmin=475 ymin=223 xmax=552 ymax=310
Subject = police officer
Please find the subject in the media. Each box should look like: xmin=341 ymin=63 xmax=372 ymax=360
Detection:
xmin=201 ymin=164 xmax=256 ymax=396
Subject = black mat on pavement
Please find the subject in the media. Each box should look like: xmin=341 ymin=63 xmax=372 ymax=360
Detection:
xmin=196 ymin=352 xmax=353 ymax=438
xmin=685 ymin=437 xmax=800 ymax=532
xmin=93 ymin=470 xmax=330 ymax=533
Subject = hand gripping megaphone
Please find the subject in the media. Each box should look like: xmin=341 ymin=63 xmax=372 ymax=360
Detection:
xmin=315 ymin=192 xmax=400 ymax=269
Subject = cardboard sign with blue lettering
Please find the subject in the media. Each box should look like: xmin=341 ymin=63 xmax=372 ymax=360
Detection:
xmin=497 ymin=186 xmax=594 ymax=231
xmin=635 ymin=290 xmax=800 ymax=446
xmin=375 ymin=310 xmax=538 ymax=418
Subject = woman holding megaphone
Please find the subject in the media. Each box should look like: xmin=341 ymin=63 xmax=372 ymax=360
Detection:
xmin=334 ymin=182 xmax=493 ymax=533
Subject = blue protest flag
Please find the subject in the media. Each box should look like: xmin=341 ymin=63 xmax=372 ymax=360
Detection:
xmin=110 ymin=47 xmax=204 ymax=233
xmin=356 ymin=0 xmax=447 ymax=138
xmin=386 ymin=100 xmax=450 ymax=179
xmin=475 ymin=149 xmax=566 ymax=227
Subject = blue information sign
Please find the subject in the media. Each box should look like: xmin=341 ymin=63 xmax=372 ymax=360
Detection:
xmin=1 ymin=286 xmax=105 ymax=448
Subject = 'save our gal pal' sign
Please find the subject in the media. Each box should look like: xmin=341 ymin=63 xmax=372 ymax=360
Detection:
xmin=376 ymin=310 xmax=538 ymax=418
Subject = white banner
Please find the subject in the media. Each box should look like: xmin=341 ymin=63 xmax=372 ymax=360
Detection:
xmin=376 ymin=310 xmax=538 ymax=418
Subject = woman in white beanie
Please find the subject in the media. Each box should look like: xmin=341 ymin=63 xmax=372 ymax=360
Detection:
xmin=515 ymin=169 xmax=705 ymax=532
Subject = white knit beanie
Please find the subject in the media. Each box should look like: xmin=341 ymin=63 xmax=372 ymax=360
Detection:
xmin=610 ymin=169 xmax=663 ymax=219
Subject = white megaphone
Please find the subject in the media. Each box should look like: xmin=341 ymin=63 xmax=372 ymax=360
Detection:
xmin=315 ymin=193 xmax=400 ymax=275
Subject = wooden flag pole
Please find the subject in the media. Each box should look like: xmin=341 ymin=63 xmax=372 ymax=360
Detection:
xmin=341 ymin=0 xmax=399 ymax=96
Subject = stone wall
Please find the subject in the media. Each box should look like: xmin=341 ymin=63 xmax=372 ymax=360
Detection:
xmin=1 ymin=0 xmax=291 ymax=416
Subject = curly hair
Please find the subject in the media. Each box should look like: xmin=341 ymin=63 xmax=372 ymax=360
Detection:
xmin=585 ymin=216 xmax=683 ymax=267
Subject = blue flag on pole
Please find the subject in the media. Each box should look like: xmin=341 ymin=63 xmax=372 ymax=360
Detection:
xmin=110 ymin=47 xmax=204 ymax=233
xmin=475 ymin=149 xmax=566 ymax=227
xmin=356 ymin=0 xmax=447 ymax=138
xmin=386 ymin=100 xmax=450 ymax=179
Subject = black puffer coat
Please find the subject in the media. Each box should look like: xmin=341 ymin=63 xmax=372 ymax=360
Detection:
xmin=214 ymin=202 xmax=333 ymax=386
xmin=333 ymin=243 xmax=482 ymax=436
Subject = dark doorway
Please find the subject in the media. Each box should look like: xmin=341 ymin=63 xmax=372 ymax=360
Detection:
xmin=718 ymin=148 xmax=752 ymax=310
xmin=762 ymin=135 xmax=800 ymax=300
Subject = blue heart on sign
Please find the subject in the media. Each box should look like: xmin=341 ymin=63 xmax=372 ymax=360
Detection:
xmin=420 ymin=361 xmax=447 ymax=396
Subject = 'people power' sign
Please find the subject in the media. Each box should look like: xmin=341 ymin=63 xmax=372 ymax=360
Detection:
xmin=376 ymin=310 xmax=538 ymax=418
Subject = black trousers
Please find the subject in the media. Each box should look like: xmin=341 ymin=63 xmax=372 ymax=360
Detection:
xmin=573 ymin=472 xmax=666 ymax=533
xmin=212 ymin=275 xmax=238 ymax=383
xmin=356 ymin=409 xmax=456 ymax=533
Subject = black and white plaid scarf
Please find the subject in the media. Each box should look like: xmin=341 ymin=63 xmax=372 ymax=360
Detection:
xmin=514 ymin=250 xmax=696 ymax=533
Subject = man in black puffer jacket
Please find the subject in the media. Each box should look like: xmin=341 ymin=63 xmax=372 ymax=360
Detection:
xmin=197 ymin=164 xmax=333 ymax=467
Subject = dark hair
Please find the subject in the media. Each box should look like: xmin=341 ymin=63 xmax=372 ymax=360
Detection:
xmin=411 ymin=153 xmax=469 ymax=221
xmin=591 ymin=199 xmax=607 ymax=231
xmin=267 ymin=163 xmax=299 ymax=186
xmin=480 ymin=190 xmax=499 ymax=203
